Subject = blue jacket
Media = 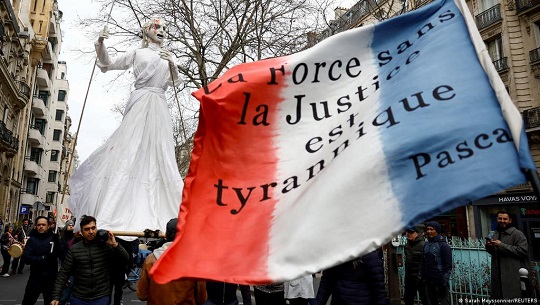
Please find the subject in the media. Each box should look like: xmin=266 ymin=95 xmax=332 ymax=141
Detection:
xmin=420 ymin=235 xmax=452 ymax=285
xmin=315 ymin=249 xmax=388 ymax=305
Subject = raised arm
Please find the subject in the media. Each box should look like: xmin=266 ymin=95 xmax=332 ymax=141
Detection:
xmin=94 ymin=26 xmax=135 ymax=73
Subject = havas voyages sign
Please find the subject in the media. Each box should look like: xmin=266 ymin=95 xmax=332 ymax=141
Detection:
xmin=152 ymin=0 xmax=536 ymax=284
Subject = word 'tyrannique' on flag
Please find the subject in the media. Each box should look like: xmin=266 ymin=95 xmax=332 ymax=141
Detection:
xmin=151 ymin=0 xmax=537 ymax=284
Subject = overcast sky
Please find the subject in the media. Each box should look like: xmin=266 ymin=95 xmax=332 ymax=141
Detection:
xmin=55 ymin=0 xmax=357 ymax=164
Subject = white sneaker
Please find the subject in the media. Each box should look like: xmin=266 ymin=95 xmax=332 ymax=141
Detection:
xmin=2 ymin=273 xmax=9 ymax=277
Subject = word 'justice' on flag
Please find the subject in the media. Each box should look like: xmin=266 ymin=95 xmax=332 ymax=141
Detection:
xmin=151 ymin=0 xmax=536 ymax=284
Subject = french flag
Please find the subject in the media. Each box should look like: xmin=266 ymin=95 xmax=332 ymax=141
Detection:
xmin=152 ymin=0 xmax=536 ymax=284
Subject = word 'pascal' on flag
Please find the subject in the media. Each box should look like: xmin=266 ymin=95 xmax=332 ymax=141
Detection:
xmin=151 ymin=0 xmax=536 ymax=284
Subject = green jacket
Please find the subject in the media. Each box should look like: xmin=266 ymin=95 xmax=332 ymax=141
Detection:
xmin=52 ymin=239 xmax=129 ymax=301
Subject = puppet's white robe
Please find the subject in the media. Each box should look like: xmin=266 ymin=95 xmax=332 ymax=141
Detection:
xmin=69 ymin=43 xmax=183 ymax=236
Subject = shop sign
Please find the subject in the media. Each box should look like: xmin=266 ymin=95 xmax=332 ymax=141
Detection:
xmin=472 ymin=193 xmax=538 ymax=205
xmin=520 ymin=207 xmax=540 ymax=217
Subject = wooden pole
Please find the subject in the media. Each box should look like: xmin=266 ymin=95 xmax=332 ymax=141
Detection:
xmin=109 ymin=230 xmax=166 ymax=238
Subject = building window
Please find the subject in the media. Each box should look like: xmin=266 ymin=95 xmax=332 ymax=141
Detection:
xmin=48 ymin=170 xmax=57 ymax=182
xmin=486 ymin=36 xmax=502 ymax=61
xmin=58 ymin=90 xmax=66 ymax=101
xmin=34 ymin=118 xmax=46 ymax=135
xmin=30 ymin=147 xmax=42 ymax=164
xmin=50 ymin=150 xmax=59 ymax=162
xmin=480 ymin=0 xmax=497 ymax=11
xmin=534 ymin=21 xmax=540 ymax=48
xmin=27 ymin=178 xmax=39 ymax=194
xmin=53 ymin=129 xmax=62 ymax=141
xmin=46 ymin=191 xmax=55 ymax=203
xmin=55 ymin=109 xmax=64 ymax=121
xmin=61 ymin=72 xmax=65 ymax=79
xmin=38 ymin=90 xmax=49 ymax=106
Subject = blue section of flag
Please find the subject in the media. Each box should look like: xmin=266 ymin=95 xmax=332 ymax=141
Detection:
xmin=370 ymin=0 xmax=535 ymax=228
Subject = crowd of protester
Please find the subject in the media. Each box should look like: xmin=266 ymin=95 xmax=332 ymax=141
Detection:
xmin=0 ymin=212 xmax=532 ymax=305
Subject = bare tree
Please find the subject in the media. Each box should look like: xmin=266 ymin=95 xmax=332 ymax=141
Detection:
xmin=74 ymin=0 xmax=331 ymax=175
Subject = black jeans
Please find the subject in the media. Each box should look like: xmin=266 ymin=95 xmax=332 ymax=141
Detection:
xmin=421 ymin=281 xmax=450 ymax=305
xmin=1 ymin=248 xmax=10 ymax=274
xmin=21 ymin=276 xmax=55 ymax=305
xmin=404 ymin=276 xmax=427 ymax=305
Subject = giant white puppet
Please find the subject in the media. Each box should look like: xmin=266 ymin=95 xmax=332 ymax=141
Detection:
xmin=69 ymin=18 xmax=183 ymax=236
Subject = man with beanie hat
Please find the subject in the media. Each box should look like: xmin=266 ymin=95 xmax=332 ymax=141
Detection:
xmin=419 ymin=221 xmax=452 ymax=305
xmin=137 ymin=218 xmax=207 ymax=304
xmin=404 ymin=226 xmax=426 ymax=305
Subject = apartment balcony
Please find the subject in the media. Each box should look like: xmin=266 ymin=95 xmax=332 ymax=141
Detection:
xmin=32 ymin=96 xmax=46 ymax=116
xmin=0 ymin=121 xmax=18 ymax=158
xmin=36 ymin=68 xmax=51 ymax=88
xmin=475 ymin=4 xmax=502 ymax=30
xmin=523 ymin=106 xmax=540 ymax=132
xmin=23 ymin=157 xmax=40 ymax=175
xmin=20 ymin=193 xmax=38 ymax=205
xmin=516 ymin=0 xmax=540 ymax=13
xmin=16 ymin=80 xmax=30 ymax=100
xmin=28 ymin=127 xmax=44 ymax=147
xmin=492 ymin=57 xmax=508 ymax=72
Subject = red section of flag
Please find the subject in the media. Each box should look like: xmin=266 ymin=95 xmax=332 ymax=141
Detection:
xmin=151 ymin=57 xmax=288 ymax=284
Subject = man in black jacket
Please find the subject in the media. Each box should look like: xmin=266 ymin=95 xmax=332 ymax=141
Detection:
xmin=51 ymin=215 xmax=129 ymax=305
xmin=21 ymin=216 xmax=65 ymax=305
xmin=404 ymin=226 xmax=426 ymax=305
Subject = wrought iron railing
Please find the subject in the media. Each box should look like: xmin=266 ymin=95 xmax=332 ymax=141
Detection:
xmin=0 ymin=120 xmax=18 ymax=152
xmin=475 ymin=4 xmax=502 ymax=30
xmin=0 ymin=22 xmax=4 ymax=44
xmin=530 ymin=47 xmax=540 ymax=63
xmin=395 ymin=237 xmax=518 ymax=304
xmin=492 ymin=57 xmax=508 ymax=71
xmin=523 ymin=107 xmax=540 ymax=129
xmin=16 ymin=80 xmax=30 ymax=99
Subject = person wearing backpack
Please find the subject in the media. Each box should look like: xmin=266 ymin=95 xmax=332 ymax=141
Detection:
xmin=419 ymin=221 xmax=452 ymax=305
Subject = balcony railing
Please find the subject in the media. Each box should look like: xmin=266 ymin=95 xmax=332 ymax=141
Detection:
xmin=516 ymin=0 xmax=540 ymax=12
xmin=0 ymin=22 xmax=4 ymax=44
xmin=16 ymin=80 xmax=30 ymax=99
xmin=530 ymin=47 xmax=540 ymax=62
xmin=492 ymin=57 xmax=508 ymax=71
xmin=523 ymin=107 xmax=540 ymax=130
xmin=0 ymin=120 xmax=18 ymax=156
xmin=475 ymin=4 xmax=502 ymax=30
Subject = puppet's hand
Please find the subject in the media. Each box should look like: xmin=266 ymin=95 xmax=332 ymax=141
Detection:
xmin=159 ymin=49 xmax=176 ymax=66
xmin=98 ymin=26 xmax=109 ymax=43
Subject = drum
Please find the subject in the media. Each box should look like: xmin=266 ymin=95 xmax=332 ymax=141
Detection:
xmin=8 ymin=243 xmax=23 ymax=258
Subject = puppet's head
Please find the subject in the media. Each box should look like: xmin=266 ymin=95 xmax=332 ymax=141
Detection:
xmin=141 ymin=18 xmax=166 ymax=47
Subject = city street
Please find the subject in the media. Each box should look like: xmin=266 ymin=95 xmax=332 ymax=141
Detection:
xmin=0 ymin=261 xmax=143 ymax=305
xmin=0 ymin=256 xmax=325 ymax=305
